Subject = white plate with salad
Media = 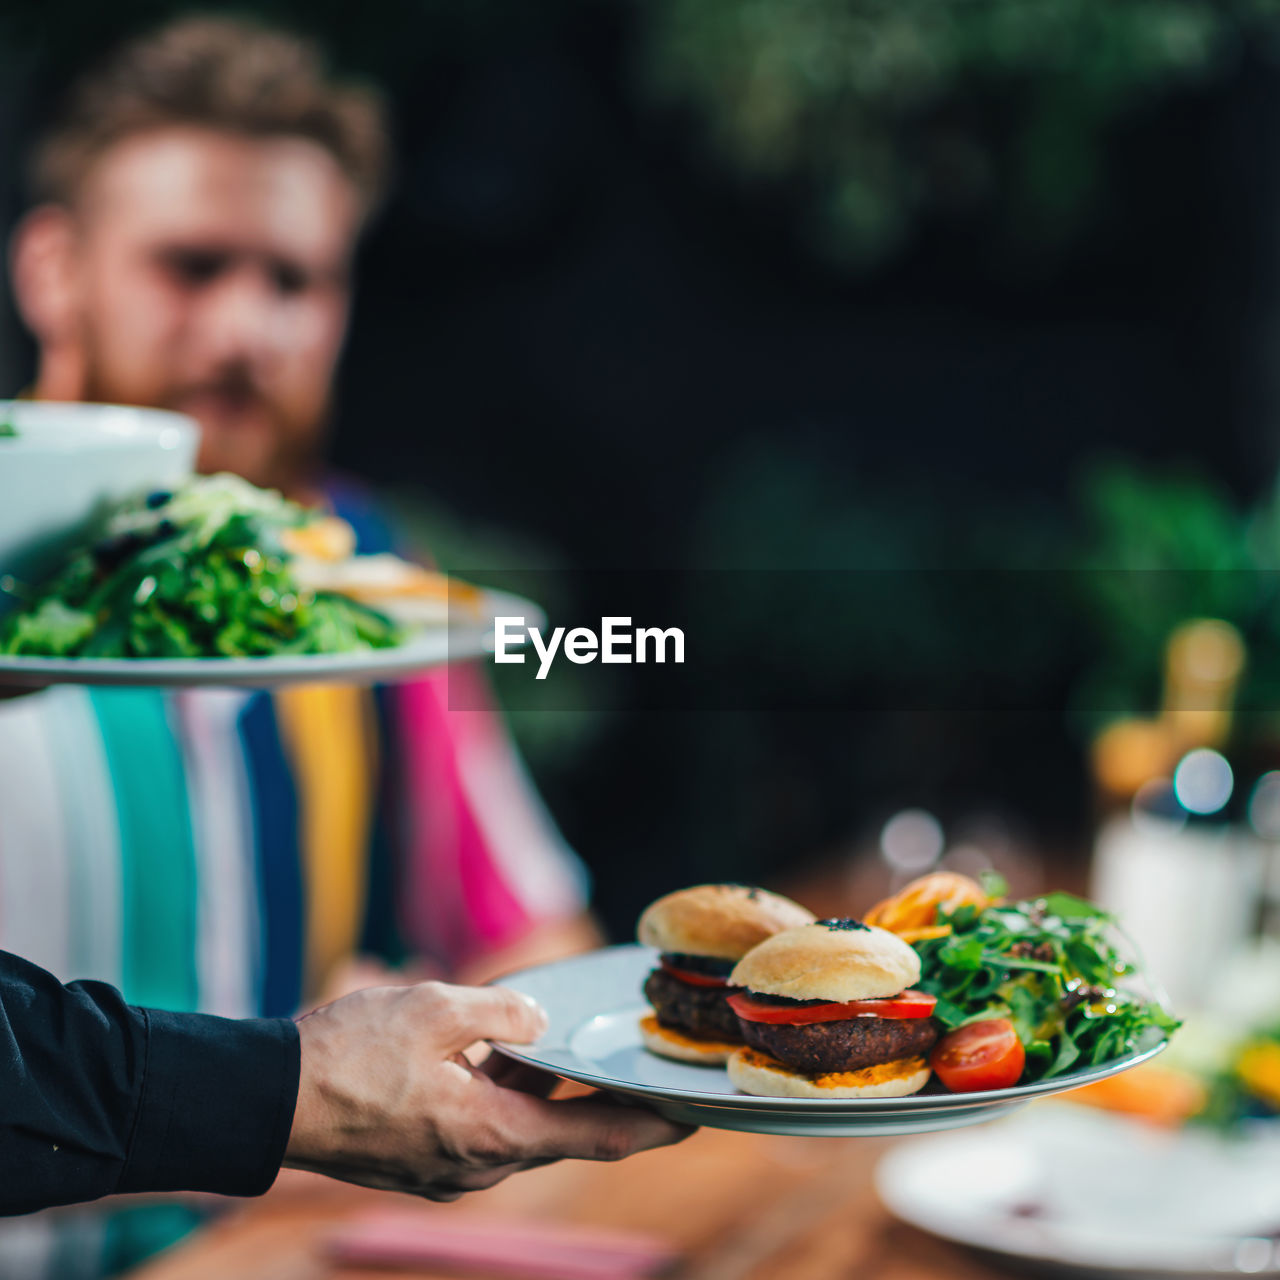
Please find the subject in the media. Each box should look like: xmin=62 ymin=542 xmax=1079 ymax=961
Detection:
xmin=0 ymin=473 xmax=540 ymax=688
xmin=489 ymin=880 xmax=1176 ymax=1138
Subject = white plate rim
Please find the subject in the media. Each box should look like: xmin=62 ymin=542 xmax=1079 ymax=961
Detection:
xmin=0 ymin=587 xmax=541 ymax=688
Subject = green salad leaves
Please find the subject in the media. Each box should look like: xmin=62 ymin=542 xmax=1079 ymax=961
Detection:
xmin=912 ymin=891 xmax=1180 ymax=1082
xmin=1 ymin=474 xmax=402 ymax=658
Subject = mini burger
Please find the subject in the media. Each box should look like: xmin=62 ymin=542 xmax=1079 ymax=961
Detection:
xmin=637 ymin=884 xmax=815 ymax=1065
xmin=725 ymin=918 xmax=939 ymax=1098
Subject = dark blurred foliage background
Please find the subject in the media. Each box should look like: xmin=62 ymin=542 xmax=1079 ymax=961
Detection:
xmin=6 ymin=0 xmax=1280 ymax=934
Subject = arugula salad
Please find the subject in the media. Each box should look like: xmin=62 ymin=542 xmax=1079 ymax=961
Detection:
xmin=910 ymin=886 xmax=1180 ymax=1084
xmin=0 ymin=474 xmax=403 ymax=658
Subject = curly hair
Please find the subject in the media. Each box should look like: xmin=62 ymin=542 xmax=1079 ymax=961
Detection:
xmin=30 ymin=15 xmax=390 ymax=212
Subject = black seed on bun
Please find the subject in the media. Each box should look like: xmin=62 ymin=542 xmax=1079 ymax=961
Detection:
xmin=729 ymin=920 xmax=921 ymax=1003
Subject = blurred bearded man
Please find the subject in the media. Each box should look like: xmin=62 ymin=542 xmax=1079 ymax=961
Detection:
xmin=1 ymin=17 xmax=599 ymax=1278
xmin=14 ymin=19 xmax=384 ymax=494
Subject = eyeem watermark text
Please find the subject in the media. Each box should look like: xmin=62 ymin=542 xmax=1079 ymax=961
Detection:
xmin=494 ymin=616 xmax=686 ymax=680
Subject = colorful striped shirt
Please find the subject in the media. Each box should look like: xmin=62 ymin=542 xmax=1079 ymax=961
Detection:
xmin=0 ymin=485 xmax=588 ymax=1276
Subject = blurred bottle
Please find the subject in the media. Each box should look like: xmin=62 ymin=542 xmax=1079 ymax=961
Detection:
xmin=1089 ymin=620 xmax=1261 ymax=1012
xmin=1092 ymin=780 xmax=1263 ymax=1012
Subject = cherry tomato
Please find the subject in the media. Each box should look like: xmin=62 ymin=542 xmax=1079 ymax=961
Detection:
xmin=660 ymin=962 xmax=730 ymax=988
xmin=930 ymin=1018 xmax=1025 ymax=1092
xmin=727 ymin=989 xmax=937 ymax=1024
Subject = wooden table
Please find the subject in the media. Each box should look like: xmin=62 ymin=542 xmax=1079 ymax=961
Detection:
xmin=129 ymin=1126 xmax=1002 ymax=1280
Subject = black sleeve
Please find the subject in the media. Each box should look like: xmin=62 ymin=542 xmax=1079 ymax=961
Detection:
xmin=0 ymin=950 xmax=300 ymax=1216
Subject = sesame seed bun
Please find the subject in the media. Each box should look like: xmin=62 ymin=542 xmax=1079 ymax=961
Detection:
xmin=638 ymin=1014 xmax=738 ymax=1065
xmin=728 ymin=920 xmax=921 ymax=1003
xmin=727 ymin=1047 xmax=932 ymax=1099
xmin=636 ymin=884 xmax=815 ymax=961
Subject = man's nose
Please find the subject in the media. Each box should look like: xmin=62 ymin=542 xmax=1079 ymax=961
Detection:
xmin=198 ymin=266 xmax=280 ymax=367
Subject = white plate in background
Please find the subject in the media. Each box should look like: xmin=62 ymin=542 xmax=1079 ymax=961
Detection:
xmin=876 ymin=1104 xmax=1280 ymax=1275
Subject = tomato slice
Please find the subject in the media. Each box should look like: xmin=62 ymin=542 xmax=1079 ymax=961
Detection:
xmin=660 ymin=962 xmax=730 ymax=989
xmin=930 ymin=1018 xmax=1026 ymax=1092
xmin=727 ymin=989 xmax=937 ymax=1024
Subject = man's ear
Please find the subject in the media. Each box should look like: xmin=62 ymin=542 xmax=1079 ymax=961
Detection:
xmin=9 ymin=204 xmax=79 ymax=345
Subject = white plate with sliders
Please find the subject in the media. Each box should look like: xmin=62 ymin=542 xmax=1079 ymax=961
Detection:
xmin=488 ymin=945 xmax=1170 ymax=1137
xmin=0 ymin=589 xmax=541 ymax=689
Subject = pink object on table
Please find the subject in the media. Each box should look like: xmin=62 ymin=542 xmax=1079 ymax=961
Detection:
xmin=324 ymin=1207 xmax=681 ymax=1278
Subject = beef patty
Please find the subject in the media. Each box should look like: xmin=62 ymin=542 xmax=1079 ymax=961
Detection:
xmin=739 ymin=1011 xmax=940 ymax=1074
xmin=643 ymin=968 xmax=742 ymax=1043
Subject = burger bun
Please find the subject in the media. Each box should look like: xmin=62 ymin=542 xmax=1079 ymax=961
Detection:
xmin=727 ymin=1047 xmax=932 ymax=1099
xmin=729 ymin=920 xmax=920 ymax=1003
xmin=637 ymin=884 xmax=815 ymax=961
xmin=639 ymin=1013 xmax=737 ymax=1065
